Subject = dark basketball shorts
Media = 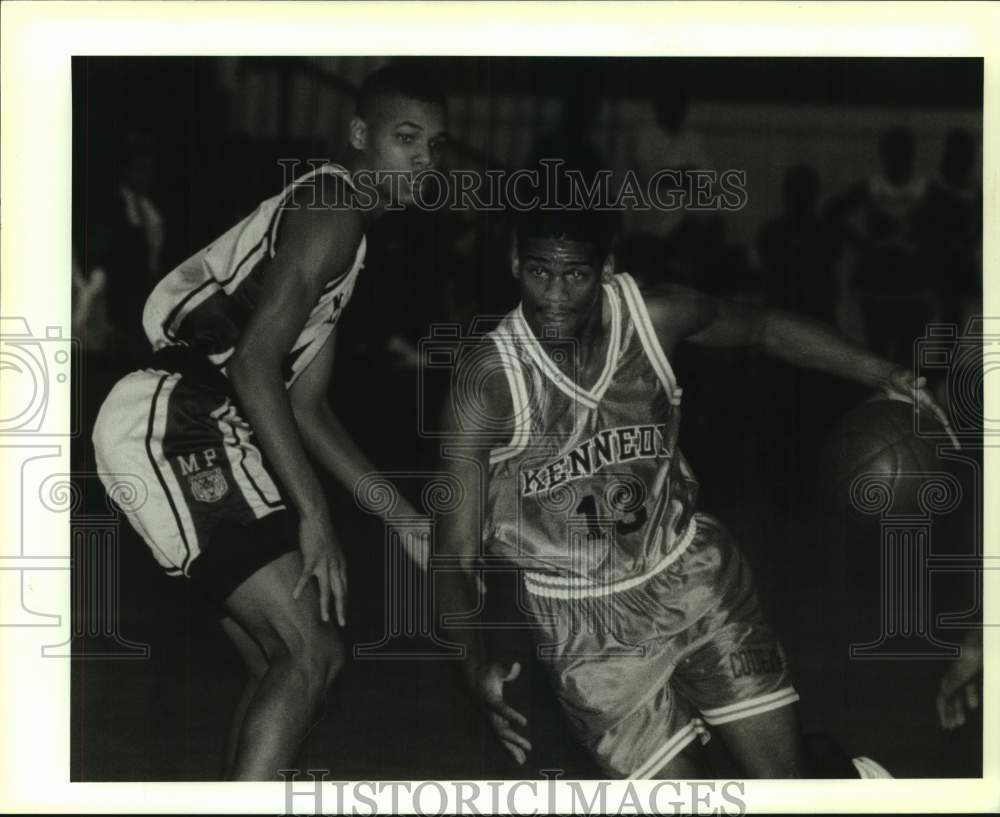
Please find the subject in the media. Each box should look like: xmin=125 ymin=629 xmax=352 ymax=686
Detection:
xmin=92 ymin=352 xmax=297 ymax=606
xmin=520 ymin=513 xmax=798 ymax=778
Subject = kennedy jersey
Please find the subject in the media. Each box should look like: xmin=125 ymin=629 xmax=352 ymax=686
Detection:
xmin=485 ymin=272 xmax=700 ymax=591
xmin=143 ymin=164 xmax=365 ymax=386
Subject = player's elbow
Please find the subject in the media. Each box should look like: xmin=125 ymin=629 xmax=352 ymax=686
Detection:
xmin=754 ymin=307 xmax=784 ymax=350
xmin=290 ymin=395 xmax=330 ymax=443
xmin=226 ymin=353 xmax=259 ymax=400
xmin=228 ymin=343 xmax=279 ymax=387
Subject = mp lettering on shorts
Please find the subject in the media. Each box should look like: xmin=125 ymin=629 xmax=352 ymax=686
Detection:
xmin=175 ymin=448 xmax=230 ymax=503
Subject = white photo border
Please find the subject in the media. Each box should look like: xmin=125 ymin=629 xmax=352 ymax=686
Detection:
xmin=1 ymin=1 xmax=997 ymax=813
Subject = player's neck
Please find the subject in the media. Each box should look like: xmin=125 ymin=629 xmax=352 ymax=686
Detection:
xmin=538 ymin=290 xmax=607 ymax=373
xmin=339 ymin=154 xmax=390 ymax=226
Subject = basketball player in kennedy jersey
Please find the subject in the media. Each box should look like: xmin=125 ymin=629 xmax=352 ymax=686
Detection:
xmin=436 ymin=207 xmax=949 ymax=779
xmin=92 ymin=65 xmax=447 ymax=780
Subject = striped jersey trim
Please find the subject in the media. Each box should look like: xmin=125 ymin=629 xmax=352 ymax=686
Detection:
xmin=144 ymin=373 xmax=201 ymax=574
xmin=266 ymin=165 xmax=357 ymax=259
xmin=628 ymin=718 xmax=711 ymax=780
xmin=488 ymin=334 xmax=532 ymax=465
xmin=211 ymin=401 xmax=286 ymax=513
xmin=157 ymin=163 xmax=357 ymax=344
xmin=616 ymin=272 xmax=679 ymax=398
xmin=585 ymin=283 xmax=622 ymax=400
xmin=522 ymin=515 xmax=698 ymax=599
xmin=700 ymin=687 xmax=800 ymax=726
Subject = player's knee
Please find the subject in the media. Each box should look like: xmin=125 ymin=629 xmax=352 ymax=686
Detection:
xmin=320 ymin=635 xmax=345 ymax=687
xmin=243 ymin=650 xmax=269 ymax=681
xmin=312 ymin=629 xmax=344 ymax=689
xmin=278 ymin=627 xmax=343 ymax=695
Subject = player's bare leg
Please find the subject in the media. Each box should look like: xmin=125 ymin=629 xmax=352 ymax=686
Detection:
xmin=714 ymin=704 xmax=807 ymax=778
xmin=219 ymin=616 xmax=270 ymax=778
xmin=221 ymin=549 xmax=344 ymax=781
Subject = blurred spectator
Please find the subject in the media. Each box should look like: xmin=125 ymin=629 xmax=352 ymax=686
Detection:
xmin=665 ymin=213 xmax=760 ymax=296
xmin=913 ymin=128 xmax=982 ymax=328
xmin=526 ymin=91 xmax=612 ymax=215
xmin=757 ymin=164 xmax=842 ymax=323
xmin=71 ymin=252 xmax=115 ymax=352
xmin=615 ymin=233 xmax=677 ymax=289
xmin=82 ymin=131 xmax=167 ymax=365
xmin=622 ymin=83 xmax=711 ymax=245
xmin=826 ymin=127 xmax=931 ymax=366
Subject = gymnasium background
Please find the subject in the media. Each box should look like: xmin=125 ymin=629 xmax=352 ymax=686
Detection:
xmin=70 ymin=57 xmax=983 ymax=780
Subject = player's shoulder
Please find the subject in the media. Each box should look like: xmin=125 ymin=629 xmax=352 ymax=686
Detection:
xmin=273 ymin=179 xmax=365 ymax=279
xmin=283 ymin=178 xmax=365 ymax=240
xmin=441 ymin=333 xmax=515 ymax=441
xmin=457 ymin=332 xmax=515 ymax=410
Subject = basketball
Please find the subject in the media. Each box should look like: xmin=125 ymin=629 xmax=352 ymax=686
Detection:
xmin=821 ymin=395 xmax=953 ymax=518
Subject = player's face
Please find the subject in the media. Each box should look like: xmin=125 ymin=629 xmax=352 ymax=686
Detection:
xmin=516 ymin=237 xmax=605 ymax=339
xmin=362 ymin=95 xmax=448 ymax=207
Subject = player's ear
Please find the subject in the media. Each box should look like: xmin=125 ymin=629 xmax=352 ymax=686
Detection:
xmin=601 ymin=251 xmax=615 ymax=283
xmin=349 ymin=116 xmax=368 ymax=151
xmin=510 ymin=233 xmax=521 ymax=280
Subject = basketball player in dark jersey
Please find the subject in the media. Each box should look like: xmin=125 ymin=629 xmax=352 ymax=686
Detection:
xmin=92 ymin=66 xmax=448 ymax=779
xmin=436 ymin=208 xmax=948 ymax=778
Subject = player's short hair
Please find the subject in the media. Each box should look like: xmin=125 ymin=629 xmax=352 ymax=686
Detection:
xmin=356 ymin=63 xmax=446 ymax=121
xmin=514 ymin=207 xmax=616 ymax=260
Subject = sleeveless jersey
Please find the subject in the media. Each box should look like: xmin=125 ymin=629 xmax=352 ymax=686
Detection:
xmin=484 ymin=272 xmax=700 ymax=592
xmin=143 ymin=164 xmax=365 ymax=387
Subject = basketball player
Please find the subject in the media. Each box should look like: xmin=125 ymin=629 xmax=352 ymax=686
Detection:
xmin=436 ymin=207 xmax=948 ymax=778
xmin=92 ymin=65 xmax=447 ymax=780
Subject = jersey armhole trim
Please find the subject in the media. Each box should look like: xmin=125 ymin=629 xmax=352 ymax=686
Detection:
xmin=267 ymin=163 xmax=355 ymax=259
xmin=488 ymin=334 xmax=531 ymax=465
xmin=615 ymin=272 xmax=679 ymax=397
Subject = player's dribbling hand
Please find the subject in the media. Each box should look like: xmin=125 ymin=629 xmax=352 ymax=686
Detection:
xmin=293 ymin=511 xmax=348 ymax=627
xmin=881 ymin=368 xmax=959 ymax=448
xmin=469 ymin=661 xmax=532 ymax=765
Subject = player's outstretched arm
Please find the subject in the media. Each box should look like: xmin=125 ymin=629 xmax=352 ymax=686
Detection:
xmin=752 ymin=305 xmax=950 ymax=426
xmin=435 ymin=348 xmax=531 ymax=765
xmin=227 ymin=202 xmax=364 ymax=625
xmin=645 ymin=283 xmax=949 ymax=427
xmin=287 ymin=328 xmax=429 ymax=570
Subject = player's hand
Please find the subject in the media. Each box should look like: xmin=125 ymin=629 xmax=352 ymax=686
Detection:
xmin=937 ymin=631 xmax=983 ymax=730
xmin=881 ymin=368 xmax=958 ymax=447
xmin=468 ymin=661 xmax=531 ymax=765
xmin=293 ymin=510 xmax=348 ymax=627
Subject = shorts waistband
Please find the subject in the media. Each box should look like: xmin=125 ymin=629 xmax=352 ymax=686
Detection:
xmin=144 ymin=346 xmax=230 ymax=394
xmin=522 ymin=515 xmax=699 ymax=599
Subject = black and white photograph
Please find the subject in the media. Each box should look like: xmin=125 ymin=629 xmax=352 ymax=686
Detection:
xmin=1 ymin=3 xmax=997 ymax=814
